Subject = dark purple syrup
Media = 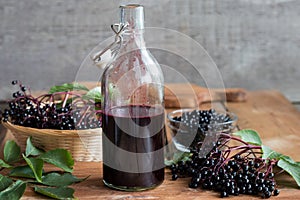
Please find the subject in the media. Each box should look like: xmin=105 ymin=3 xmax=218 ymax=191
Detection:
xmin=102 ymin=105 xmax=165 ymax=190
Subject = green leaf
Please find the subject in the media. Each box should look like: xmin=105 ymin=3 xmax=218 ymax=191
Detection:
xmin=23 ymin=155 xmax=43 ymax=182
xmin=0 ymin=180 xmax=26 ymax=200
xmin=164 ymin=159 xmax=174 ymax=166
xmin=164 ymin=152 xmax=191 ymax=166
xmin=0 ymin=159 xmax=12 ymax=168
xmin=39 ymin=149 xmax=74 ymax=173
xmin=233 ymin=129 xmax=262 ymax=146
xmin=9 ymin=165 xmax=36 ymax=179
xmin=83 ymin=86 xmax=102 ymax=102
xmin=0 ymin=174 xmax=13 ymax=192
xmin=42 ymin=172 xmax=87 ymax=187
xmin=281 ymin=155 xmax=297 ymax=164
xmin=278 ymin=156 xmax=300 ymax=187
xmin=4 ymin=140 xmax=21 ymax=163
xmin=49 ymin=82 xmax=89 ymax=93
xmin=262 ymin=145 xmax=283 ymax=160
xmin=25 ymin=137 xmax=44 ymax=157
xmin=34 ymin=186 xmax=75 ymax=200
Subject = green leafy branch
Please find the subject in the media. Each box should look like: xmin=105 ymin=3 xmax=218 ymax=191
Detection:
xmin=49 ymin=82 xmax=102 ymax=103
xmin=0 ymin=137 xmax=87 ymax=200
xmin=165 ymin=129 xmax=300 ymax=188
xmin=233 ymin=129 xmax=300 ymax=187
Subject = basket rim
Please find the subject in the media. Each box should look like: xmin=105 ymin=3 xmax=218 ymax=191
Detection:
xmin=3 ymin=121 xmax=102 ymax=137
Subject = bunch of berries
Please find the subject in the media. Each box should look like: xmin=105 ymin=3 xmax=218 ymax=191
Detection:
xmin=170 ymin=134 xmax=280 ymax=198
xmin=1 ymin=80 xmax=101 ymax=130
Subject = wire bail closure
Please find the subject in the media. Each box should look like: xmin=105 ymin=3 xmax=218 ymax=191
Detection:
xmin=92 ymin=23 xmax=128 ymax=65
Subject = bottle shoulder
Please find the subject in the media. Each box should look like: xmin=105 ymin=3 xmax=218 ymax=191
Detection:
xmin=103 ymin=49 xmax=162 ymax=75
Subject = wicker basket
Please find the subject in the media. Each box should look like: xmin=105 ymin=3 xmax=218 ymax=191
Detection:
xmin=3 ymin=122 xmax=102 ymax=162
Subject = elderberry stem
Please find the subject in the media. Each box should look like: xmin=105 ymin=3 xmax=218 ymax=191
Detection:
xmin=37 ymin=94 xmax=52 ymax=103
xmin=62 ymin=93 xmax=69 ymax=108
xmin=225 ymin=144 xmax=262 ymax=152
xmin=220 ymin=133 xmax=252 ymax=146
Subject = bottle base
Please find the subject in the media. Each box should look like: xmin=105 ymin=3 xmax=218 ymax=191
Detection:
xmin=103 ymin=179 xmax=163 ymax=192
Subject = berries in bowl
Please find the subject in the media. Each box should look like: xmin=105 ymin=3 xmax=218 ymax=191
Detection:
xmin=167 ymin=109 xmax=238 ymax=153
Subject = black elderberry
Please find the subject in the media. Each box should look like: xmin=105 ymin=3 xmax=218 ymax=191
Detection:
xmin=224 ymin=182 xmax=231 ymax=188
xmin=202 ymin=182 xmax=209 ymax=189
xmin=235 ymin=187 xmax=240 ymax=195
xmin=224 ymin=164 xmax=231 ymax=171
xmin=207 ymin=181 xmax=214 ymax=189
xmin=192 ymin=177 xmax=201 ymax=184
xmin=273 ymin=189 xmax=280 ymax=196
xmin=268 ymin=173 xmax=274 ymax=179
xmin=12 ymin=92 xmax=19 ymax=98
xmin=269 ymin=181 xmax=275 ymax=187
xmin=242 ymin=164 xmax=249 ymax=172
xmin=4 ymin=109 xmax=9 ymax=115
xmin=264 ymin=191 xmax=272 ymax=198
xmin=205 ymin=159 xmax=212 ymax=167
xmin=172 ymin=174 xmax=178 ymax=180
xmin=189 ymin=182 xmax=198 ymax=188
xmin=265 ymin=180 xmax=271 ymax=186
xmin=186 ymin=168 xmax=195 ymax=176
xmin=21 ymin=85 xmax=27 ymax=92
xmin=257 ymin=178 xmax=264 ymax=184
xmin=220 ymin=191 xmax=229 ymax=198
xmin=228 ymin=160 xmax=236 ymax=167
xmin=244 ymin=178 xmax=250 ymax=184
xmin=249 ymin=173 xmax=256 ymax=181
xmin=254 ymin=162 xmax=260 ymax=168
xmin=248 ymin=160 xmax=254 ymax=167
xmin=258 ymin=172 xmax=265 ymax=179
xmin=11 ymin=80 xmax=18 ymax=85
xmin=202 ymin=170 xmax=209 ymax=178
xmin=262 ymin=186 xmax=269 ymax=193
xmin=268 ymin=186 xmax=275 ymax=192
xmin=234 ymin=154 xmax=241 ymax=161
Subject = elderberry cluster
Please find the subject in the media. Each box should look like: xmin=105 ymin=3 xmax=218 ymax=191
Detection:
xmin=170 ymin=137 xmax=280 ymax=198
xmin=1 ymin=80 xmax=101 ymax=130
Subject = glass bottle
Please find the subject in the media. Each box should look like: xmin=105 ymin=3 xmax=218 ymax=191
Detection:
xmin=101 ymin=4 xmax=165 ymax=191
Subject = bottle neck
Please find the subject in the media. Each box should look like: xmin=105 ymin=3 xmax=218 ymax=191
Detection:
xmin=120 ymin=29 xmax=146 ymax=52
xmin=118 ymin=5 xmax=146 ymax=52
xmin=120 ymin=4 xmax=144 ymax=30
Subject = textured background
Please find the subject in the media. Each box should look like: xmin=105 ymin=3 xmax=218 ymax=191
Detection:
xmin=0 ymin=0 xmax=299 ymax=109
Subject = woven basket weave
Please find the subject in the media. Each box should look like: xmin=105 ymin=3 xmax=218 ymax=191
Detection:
xmin=3 ymin=122 xmax=102 ymax=162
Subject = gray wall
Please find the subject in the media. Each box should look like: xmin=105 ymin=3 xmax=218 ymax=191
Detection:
xmin=0 ymin=0 xmax=299 ymax=103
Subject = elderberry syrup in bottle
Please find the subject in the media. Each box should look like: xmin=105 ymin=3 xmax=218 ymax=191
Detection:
xmin=101 ymin=4 xmax=165 ymax=191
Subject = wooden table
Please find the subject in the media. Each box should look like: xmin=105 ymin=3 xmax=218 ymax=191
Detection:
xmin=4 ymin=90 xmax=300 ymax=199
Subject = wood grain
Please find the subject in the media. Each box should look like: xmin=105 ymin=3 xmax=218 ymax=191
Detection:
xmin=3 ymin=90 xmax=300 ymax=199
xmin=227 ymin=90 xmax=300 ymax=161
xmin=164 ymin=83 xmax=247 ymax=108
xmin=77 ymin=82 xmax=248 ymax=108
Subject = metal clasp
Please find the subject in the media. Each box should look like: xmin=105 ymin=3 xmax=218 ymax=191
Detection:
xmin=92 ymin=23 xmax=128 ymax=67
